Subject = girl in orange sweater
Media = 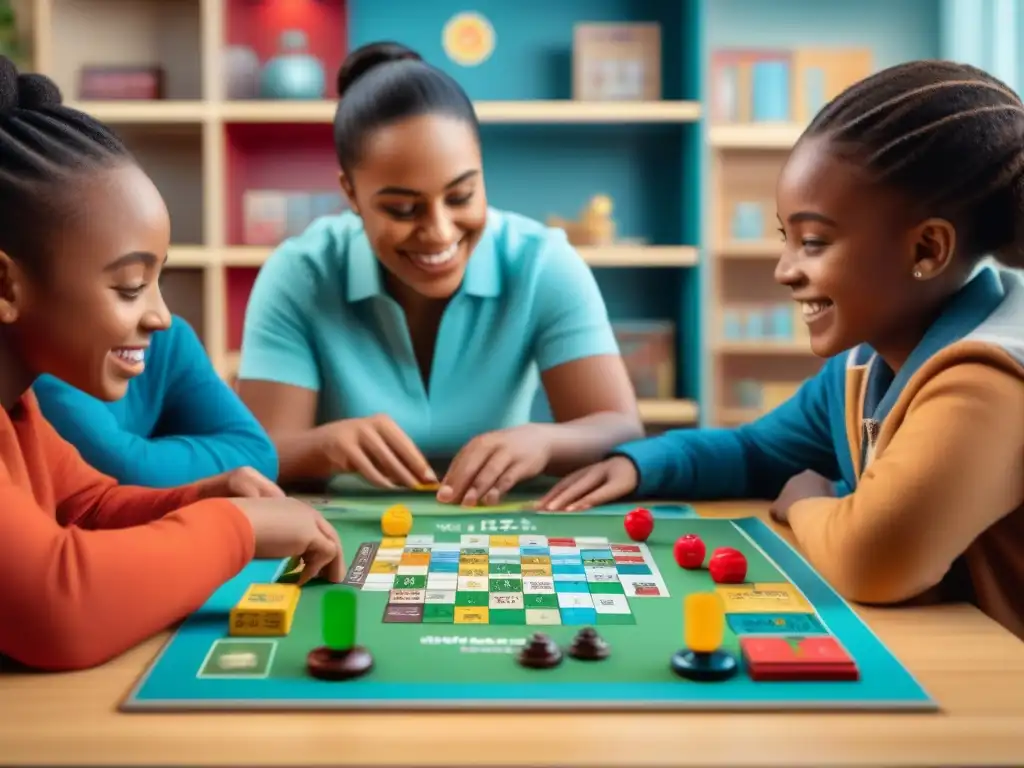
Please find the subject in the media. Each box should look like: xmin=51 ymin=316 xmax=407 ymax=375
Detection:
xmin=0 ymin=58 xmax=344 ymax=671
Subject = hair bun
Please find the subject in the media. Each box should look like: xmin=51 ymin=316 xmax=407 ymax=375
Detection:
xmin=0 ymin=56 xmax=64 ymax=115
xmin=336 ymin=41 xmax=422 ymax=98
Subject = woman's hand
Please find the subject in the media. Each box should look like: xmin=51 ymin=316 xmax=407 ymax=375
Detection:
xmin=323 ymin=414 xmax=436 ymax=489
xmin=769 ymin=470 xmax=836 ymax=524
xmin=197 ymin=467 xmax=285 ymax=498
xmin=438 ymin=425 xmax=554 ymax=506
xmin=535 ymin=456 xmax=639 ymax=511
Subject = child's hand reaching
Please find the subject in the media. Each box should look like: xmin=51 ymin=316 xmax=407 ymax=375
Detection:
xmin=197 ymin=467 xmax=285 ymax=499
xmin=535 ymin=456 xmax=639 ymax=511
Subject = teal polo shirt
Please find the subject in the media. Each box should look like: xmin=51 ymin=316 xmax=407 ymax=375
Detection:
xmin=238 ymin=208 xmax=619 ymax=458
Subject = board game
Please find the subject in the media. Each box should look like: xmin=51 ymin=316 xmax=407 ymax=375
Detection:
xmin=122 ymin=497 xmax=936 ymax=711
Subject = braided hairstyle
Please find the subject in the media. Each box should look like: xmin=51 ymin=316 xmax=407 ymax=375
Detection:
xmin=803 ymin=59 xmax=1024 ymax=269
xmin=0 ymin=56 xmax=133 ymax=274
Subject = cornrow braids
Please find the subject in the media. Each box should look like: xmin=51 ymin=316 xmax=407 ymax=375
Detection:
xmin=0 ymin=56 xmax=133 ymax=273
xmin=804 ymin=59 xmax=1024 ymax=269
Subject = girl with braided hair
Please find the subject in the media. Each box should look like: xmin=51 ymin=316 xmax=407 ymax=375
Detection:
xmin=541 ymin=60 xmax=1024 ymax=640
xmin=0 ymin=57 xmax=345 ymax=671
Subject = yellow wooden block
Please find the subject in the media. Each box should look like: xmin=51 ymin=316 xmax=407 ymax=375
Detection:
xmin=715 ymin=583 xmax=813 ymax=614
xmin=489 ymin=535 xmax=518 ymax=547
xmin=458 ymin=565 xmax=487 ymax=577
xmin=522 ymin=564 xmax=553 ymax=577
xmin=454 ymin=607 xmax=489 ymax=624
xmin=229 ymin=583 xmax=301 ymax=637
xmin=684 ymin=592 xmax=725 ymax=653
xmin=369 ymin=560 xmax=398 ymax=574
xmin=381 ymin=504 xmax=413 ymax=537
xmin=380 ymin=537 xmax=406 ymax=549
xmin=413 ymin=481 xmax=441 ymax=491
xmin=400 ymin=552 xmax=430 ymax=566
xmin=460 ymin=555 xmax=488 ymax=566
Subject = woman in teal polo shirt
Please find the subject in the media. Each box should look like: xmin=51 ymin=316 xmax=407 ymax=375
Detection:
xmin=236 ymin=41 xmax=643 ymax=507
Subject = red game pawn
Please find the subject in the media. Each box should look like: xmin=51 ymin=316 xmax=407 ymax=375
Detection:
xmin=708 ymin=547 xmax=747 ymax=583
xmin=673 ymin=533 xmax=706 ymax=569
xmin=623 ymin=507 xmax=654 ymax=542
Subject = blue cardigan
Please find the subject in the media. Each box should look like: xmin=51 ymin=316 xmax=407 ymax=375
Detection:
xmin=33 ymin=315 xmax=278 ymax=487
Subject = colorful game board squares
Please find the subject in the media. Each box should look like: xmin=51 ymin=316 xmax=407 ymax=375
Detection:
xmin=592 ymin=594 xmax=631 ymax=614
xmin=522 ymin=564 xmax=553 ymax=577
xmin=520 ymin=546 xmax=550 ymax=556
xmin=460 ymin=547 xmax=488 ymax=555
xmin=490 ymin=563 xmax=521 ymax=575
xmin=555 ymin=580 xmax=588 ymax=593
xmin=523 ymin=593 xmax=559 ymax=609
xmin=380 ymin=537 xmax=406 ymax=549
xmin=458 ymin=564 xmax=487 ymax=577
xmin=548 ymin=537 xmax=575 ymax=546
xmin=611 ymin=543 xmax=641 ymax=553
xmin=458 ymin=576 xmax=488 ymax=591
xmin=456 ymin=591 xmax=488 ymax=606
xmin=518 ymin=534 xmax=547 ymax=547
xmin=397 ymin=565 xmax=428 ymax=576
xmin=615 ymin=563 xmax=652 ymax=575
xmin=426 ymin=574 xmax=457 ymax=590
xmin=588 ymin=580 xmax=625 ymax=594
xmin=619 ymin=576 xmax=665 ymax=597
xmin=489 ymin=546 xmax=520 ymax=557
xmin=580 ymin=548 xmax=611 ymax=559
xmin=384 ymin=604 xmax=424 ymax=623
xmin=369 ymin=560 xmax=398 ymax=574
xmin=557 ymin=592 xmax=593 ymax=609
xmin=575 ymin=536 xmax=609 ymax=547
xmin=424 ymin=589 xmax=455 ymax=604
xmin=560 ymin=607 xmax=596 ymax=625
xmin=454 ymin=606 xmax=488 ymax=623
xmin=460 ymin=534 xmax=489 ymax=547
xmin=400 ymin=552 xmax=430 ymax=567
xmin=394 ymin=574 xmax=426 ymax=590
xmin=422 ymin=604 xmax=455 ymax=623
xmin=549 ymin=546 xmax=580 ymax=556
xmin=429 ymin=560 xmax=459 ymax=573
xmin=523 ymin=577 xmax=555 ymax=594
xmin=362 ymin=574 xmax=396 ymax=591
xmin=489 ymin=577 xmax=522 ymax=592
xmin=584 ymin=566 xmax=618 ymax=582
xmin=525 ymin=608 xmax=561 ymax=625
xmin=739 ymin=635 xmax=859 ymax=681
xmin=489 ymin=593 xmax=524 ymax=610
xmin=389 ymin=588 xmax=425 ymax=604
xmin=430 ymin=542 xmax=461 ymax=553
xmin=460 ymin=554 xmax=487 ymax=565
xmin=404 ymin=534 xmax=434 ymax=546
xmin=552 ymin=563 xmax=585 ymax=575
xmin=489 ymin=535 xmax=518 ymax=547
xmin=520 ymin=554 xmax=550 ymax=564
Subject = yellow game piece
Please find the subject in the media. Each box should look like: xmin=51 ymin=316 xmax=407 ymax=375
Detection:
xmin=684 ymin=592 xmax=725 ymax=653
xmin=413 ymin=481 xmax=440 ymax=491
xmin=381 ymin=504 xmax=413 ymax=536
xmin=229 ymin=583 xmax=301 ymax=637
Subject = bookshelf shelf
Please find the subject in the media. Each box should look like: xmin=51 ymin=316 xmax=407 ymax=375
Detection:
xmin=707 ymin=122 xmax=805 ymax=149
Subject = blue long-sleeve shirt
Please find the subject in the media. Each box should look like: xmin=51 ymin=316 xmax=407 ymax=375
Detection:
xmin=32 ymin=316 xmax=278 ymax=487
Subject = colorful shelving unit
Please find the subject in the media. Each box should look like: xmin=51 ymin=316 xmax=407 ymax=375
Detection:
xmin=26 ymin=0 xmax=704 ymax=430
xmin=22 ymin=0 xmax=967 ymax=430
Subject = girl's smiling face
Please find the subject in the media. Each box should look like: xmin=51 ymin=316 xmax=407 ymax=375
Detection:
xmin=774 ymin=135 xmax=959 ymax=371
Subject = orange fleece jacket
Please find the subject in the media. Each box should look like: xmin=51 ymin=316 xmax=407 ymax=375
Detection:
xmin=0 ymin=392 xmax=255 ymax=671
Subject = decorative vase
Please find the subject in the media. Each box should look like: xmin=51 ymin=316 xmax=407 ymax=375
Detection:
xmin=259 ymin=29 xmax=325 ymax=100
xmin=224 ymin=45 xmax=261 ymax=99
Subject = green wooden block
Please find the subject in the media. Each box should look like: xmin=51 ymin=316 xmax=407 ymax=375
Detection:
xmin=322 ymin=587 xmax=357 ymax=649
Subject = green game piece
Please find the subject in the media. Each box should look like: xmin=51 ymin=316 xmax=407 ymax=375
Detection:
xmin=322 ymin=587 xmax=357 ymax=650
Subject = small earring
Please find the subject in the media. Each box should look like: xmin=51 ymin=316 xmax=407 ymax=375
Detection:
xmin=913 ymin=269 xmax=923 ymax=279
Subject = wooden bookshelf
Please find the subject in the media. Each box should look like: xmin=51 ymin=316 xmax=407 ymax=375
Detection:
xmin=26 ymin=0 xmax=703 ymax=428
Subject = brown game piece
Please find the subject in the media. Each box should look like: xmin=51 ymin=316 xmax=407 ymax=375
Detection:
xmin=306 ymin=645 xmax=374 ymax=680
xmin=517 ymin=632 xmax=563 ymax=669
xmin=568 ymin=627 xmax=611 ymax=660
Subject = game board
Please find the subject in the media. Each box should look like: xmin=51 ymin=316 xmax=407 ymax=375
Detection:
xmin=122 ymin=500 xmax=936 ymax=712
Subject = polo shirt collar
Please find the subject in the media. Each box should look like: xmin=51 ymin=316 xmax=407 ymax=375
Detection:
xmin=345 ymin=210 xmax=502 ymax=302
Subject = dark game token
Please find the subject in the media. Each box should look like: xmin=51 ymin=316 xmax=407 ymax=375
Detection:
xmin=517 ymin=632 xmax=563 ymax=669
xmin=670 ymin=648 xmax=738 ymax=682
xmin=568 ymin=627 xmax=611 ymax=660
xmin=306 ymin=645 xmax=374 ymax=681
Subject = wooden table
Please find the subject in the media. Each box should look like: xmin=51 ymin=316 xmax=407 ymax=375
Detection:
xmin=4 ymin=503 xmax=1024 ymax=767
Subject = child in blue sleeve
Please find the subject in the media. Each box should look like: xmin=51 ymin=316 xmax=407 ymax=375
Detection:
xmin=538 ymin=61 xmax=1024 ymax=640
xmin=34 ymin=315 xmax=279 ymax=487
